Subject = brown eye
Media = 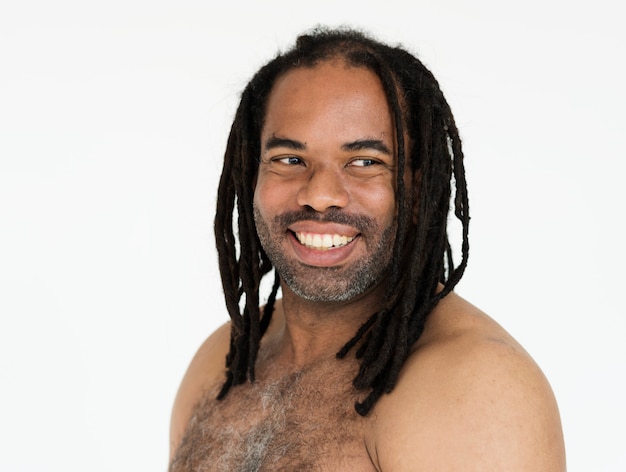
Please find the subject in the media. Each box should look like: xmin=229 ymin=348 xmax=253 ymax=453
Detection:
xmin=350 ymin=158 xmax=378 ymax=167
xmin=276 ymin=156 xmax=303 ymax=165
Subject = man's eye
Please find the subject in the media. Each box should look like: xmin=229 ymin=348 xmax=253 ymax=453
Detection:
xmin=275 ymin=156 xmax=303 ymax=165
xmin=350 ymin=158 xmax=378 ymax=167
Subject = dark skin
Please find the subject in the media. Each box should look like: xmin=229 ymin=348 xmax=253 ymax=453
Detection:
xmin=170 ymin=60 xmax=566 ymax=471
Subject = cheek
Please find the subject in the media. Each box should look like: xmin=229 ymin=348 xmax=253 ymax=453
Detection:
xmin=356 ymin=184 xmax=397 ymax=226
xmin=253 ymin=174 xmax=290 ymax=218
xmin=252 ymin=185 xmax=269 ymax=222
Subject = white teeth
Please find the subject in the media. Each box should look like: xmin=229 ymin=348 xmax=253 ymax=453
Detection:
xmin=296 ymin=232 xmax=354 ymax=250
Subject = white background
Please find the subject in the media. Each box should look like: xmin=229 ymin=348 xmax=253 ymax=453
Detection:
xmin=0 ymin=0 xmax=624 ymax=470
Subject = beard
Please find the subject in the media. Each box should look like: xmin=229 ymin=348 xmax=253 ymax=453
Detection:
xmin=253 ymin=205 xmax=395 ymax=303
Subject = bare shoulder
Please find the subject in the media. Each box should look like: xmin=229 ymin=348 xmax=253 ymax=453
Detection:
xmin=371 ymin=292 xmax=565 ymax=471
xmin=169 ymin=321 xmax=231 ymax=459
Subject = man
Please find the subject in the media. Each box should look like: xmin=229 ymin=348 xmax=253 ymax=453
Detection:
xmin=169 ymin=28 xmax=565 ymax=471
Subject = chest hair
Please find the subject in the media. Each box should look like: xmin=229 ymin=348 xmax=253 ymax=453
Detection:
xmin=170 ymin=360 xmax=376 ymax=472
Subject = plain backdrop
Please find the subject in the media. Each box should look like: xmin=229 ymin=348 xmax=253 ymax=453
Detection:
xmin=0 ymin=0 xmax=624 ymax=471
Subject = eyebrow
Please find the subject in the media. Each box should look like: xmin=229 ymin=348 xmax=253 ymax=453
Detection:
xmin=341 ymin=139 xmax=391 ymax=155
xmin=264 ymin=136 xmax=306 ymax=151
xmin=264 ymin=136 xmax=391 ymax=155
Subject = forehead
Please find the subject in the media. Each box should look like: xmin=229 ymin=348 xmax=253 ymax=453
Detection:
xmin=261 ymin=60 xmax=394 ymax=144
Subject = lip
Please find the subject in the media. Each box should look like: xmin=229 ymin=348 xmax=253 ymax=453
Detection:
xmin=288 ymin=221 xmax=360 ymax=238
xmin=287 ymin=230 xmax=360 ymax=267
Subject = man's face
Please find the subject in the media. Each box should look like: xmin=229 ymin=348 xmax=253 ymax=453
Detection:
xmin=253 ymin=60 xmax=398 ymax=303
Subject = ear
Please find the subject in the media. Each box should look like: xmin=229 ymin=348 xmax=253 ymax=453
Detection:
xmin=411 ymin=170 xmax=422 ymax=225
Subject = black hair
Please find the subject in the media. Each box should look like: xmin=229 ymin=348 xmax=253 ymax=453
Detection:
xmin=214 ymin=26 xmax=469 ymax=416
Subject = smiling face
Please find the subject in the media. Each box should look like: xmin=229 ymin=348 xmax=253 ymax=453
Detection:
xmin=253 ymin=60 xmax=398 ymax=303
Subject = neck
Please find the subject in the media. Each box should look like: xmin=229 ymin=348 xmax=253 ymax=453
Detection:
xmin=268 ymin=282 xmax=385 ymax=368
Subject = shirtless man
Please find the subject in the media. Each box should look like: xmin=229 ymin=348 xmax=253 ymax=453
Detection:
xmin=169 ymin=28 xmax=566 ymax=471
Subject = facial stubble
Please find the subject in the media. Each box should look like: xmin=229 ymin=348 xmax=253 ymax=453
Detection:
xmin=253 ymin=205 xmax=396 ymax=303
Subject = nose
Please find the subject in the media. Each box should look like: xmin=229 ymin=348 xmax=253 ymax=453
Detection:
xmin=296 ymin=166 xmax=349 ymax=212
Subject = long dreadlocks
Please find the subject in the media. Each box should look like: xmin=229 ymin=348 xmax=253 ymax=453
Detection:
xmin=214 ymin=27 xmax=470 ymax=416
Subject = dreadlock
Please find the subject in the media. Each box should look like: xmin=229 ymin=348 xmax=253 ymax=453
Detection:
xmin=214 ymin=26 xmax=470 ymax=416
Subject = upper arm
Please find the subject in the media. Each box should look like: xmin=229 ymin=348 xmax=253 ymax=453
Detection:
xmin=169 ymin=322 xmax=231 ymax=460
xmin=372 ymin=338 xmax=565 ymax=471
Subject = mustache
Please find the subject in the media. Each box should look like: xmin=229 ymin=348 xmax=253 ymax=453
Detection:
xmin=274 ymin=208 xmax=377 ymax=232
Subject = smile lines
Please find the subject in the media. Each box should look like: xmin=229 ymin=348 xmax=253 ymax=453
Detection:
xmin=295 ymin=232 xmax=355 ymax=250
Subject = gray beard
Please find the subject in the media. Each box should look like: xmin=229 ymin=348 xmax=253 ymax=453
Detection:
xmin=253 ymin=205 xmax=395 ymax=303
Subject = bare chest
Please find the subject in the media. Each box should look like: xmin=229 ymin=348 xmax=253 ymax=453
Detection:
xmin=170 ymin=367 xmax=378 ymax=472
